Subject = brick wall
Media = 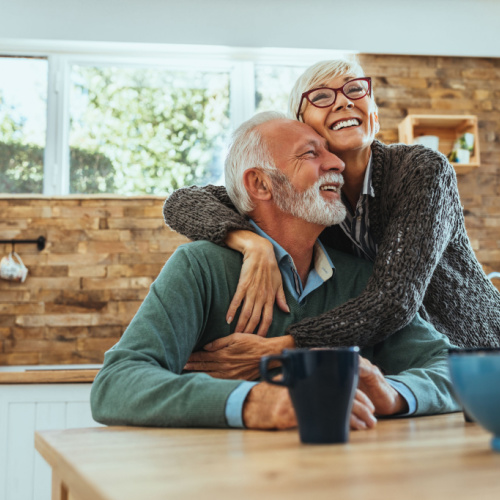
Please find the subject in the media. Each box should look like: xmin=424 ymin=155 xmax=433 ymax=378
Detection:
xmin=0 ymin=53 xmax=499 ymax=366
xmin=0 ymin=196 xmax=188 ymax=365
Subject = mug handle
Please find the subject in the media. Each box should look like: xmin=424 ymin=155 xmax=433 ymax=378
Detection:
xmin=12 ymin=252 xmax=26 ymax=268
xmin=260 ymin=355 xmax=290 ymax=387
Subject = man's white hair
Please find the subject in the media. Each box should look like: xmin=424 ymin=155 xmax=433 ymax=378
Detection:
xmin=225 ymin=111 xmax=286 ymax=215
xmin=289 ymin=58 xmax=375 ymax=122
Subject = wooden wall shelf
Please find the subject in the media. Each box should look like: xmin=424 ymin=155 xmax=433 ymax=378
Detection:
xmin=398 ymin=114 xmax=480 ymax=174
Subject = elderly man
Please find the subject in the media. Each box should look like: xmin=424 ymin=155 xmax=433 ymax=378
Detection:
xmin=91 ymin=112 xmax=458 ymax=430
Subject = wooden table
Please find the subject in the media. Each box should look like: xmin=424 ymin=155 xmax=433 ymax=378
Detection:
xmin=35 ymin=413 xmax=500 ymax=500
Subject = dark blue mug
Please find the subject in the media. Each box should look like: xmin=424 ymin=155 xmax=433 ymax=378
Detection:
xmin=260 ymin=347 xmax=359 ymax=444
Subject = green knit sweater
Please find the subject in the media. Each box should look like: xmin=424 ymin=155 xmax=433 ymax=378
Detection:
xmin=90 ymin=241 xmax=459 ymax=428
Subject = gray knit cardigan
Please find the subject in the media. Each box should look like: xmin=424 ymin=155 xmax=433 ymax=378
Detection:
xmin=163 ymin=140 xmax=500 ymax=348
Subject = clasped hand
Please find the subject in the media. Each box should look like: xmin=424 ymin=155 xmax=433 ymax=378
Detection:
xmin=185 ymin=333 xmax=293 ymax=380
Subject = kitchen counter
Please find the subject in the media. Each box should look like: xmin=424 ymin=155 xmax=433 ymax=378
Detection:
xmin=0 ymin=364 xmax=102 ymax=384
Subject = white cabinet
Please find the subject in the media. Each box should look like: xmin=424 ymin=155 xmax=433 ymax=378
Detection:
xmin=0 ymin=383 xmax=101 ymax=500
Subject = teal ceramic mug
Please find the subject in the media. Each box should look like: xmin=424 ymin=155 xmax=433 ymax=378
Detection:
xmin=448 ymin=348 xmax=500 ymax=452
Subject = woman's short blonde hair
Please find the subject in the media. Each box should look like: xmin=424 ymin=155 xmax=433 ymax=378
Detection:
xmin=289 ymin=58 xmax=367 ymax=122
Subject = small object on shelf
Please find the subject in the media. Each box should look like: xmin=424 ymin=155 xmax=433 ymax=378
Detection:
xmin=412 ymin=135 xmax=440 ymax=151
xmin=461 ymin=132 xmax=475 ymax=151
xmin=449 ymin=148 xmax=470 ymax=164
xmin=448 ymin=132 xmax=475 ymax=163
xmin=398 ymin=115 xmax=480 ymax=174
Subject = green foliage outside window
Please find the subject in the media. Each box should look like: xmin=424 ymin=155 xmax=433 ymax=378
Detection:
xmin=0 ymin=91 xmax=43 ymax=193
xmin=69 ymin=148 xmax=115 ymax=193
xmin=0 ymin=90 xmax=115 ymax=194
xmin=1 ymin=65 xmax=230 ymax=195
xmin=0 ymin=140 xmax=116 ymax=194
xmin=0 ymin=141 xmax=43 ymax=193
xmin=69 ymin=66 xmax=230 ymax=195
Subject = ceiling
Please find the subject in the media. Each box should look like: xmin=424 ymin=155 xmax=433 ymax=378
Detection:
xmin=2 ymin=0 xmax=499 ymax=58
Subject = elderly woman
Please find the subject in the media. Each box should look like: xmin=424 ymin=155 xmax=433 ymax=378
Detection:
xmin=163 ymin=58 xmax=500 ymax=363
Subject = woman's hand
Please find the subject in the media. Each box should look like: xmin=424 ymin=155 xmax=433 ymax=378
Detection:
xmin=184 ymin=333 xmax=295 ymax=380
xmin=225 ymin=230 xmax=289 ymax=336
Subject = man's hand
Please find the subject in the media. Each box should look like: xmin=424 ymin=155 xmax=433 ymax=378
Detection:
xmin=185 ymin=333 xmax=295 ymax=380
xmin=350 ymin=389 xmax=377 ymax=430
xmin=358 ymin=357 xmax=408 ymax=416
xmin=244 ymin=384 xmax=378 ymax=431
xmin=242 ymin=383 xmax=297 ymax=429
xmin=241 ymin=371 xmax=398 ymax=432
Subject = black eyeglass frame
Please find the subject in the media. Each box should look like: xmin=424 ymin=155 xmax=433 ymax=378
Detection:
xmin=296 ymin=77 xmax=372 ymax=120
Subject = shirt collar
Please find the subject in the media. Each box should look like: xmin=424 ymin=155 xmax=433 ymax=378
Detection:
xmin=249 ymin=220 xmax=335 ymax=282
xmin=362 ymin=153 xmax=375 ymax=198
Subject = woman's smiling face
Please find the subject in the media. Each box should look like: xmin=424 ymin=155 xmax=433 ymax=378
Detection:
xmin=301 ymin=73 xmax=379 ymax=158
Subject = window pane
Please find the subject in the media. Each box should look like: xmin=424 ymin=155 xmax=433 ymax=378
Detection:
xmin=69 ymin=65 xmax=230 ymax=195
xmin=0 ymin=56 xmax=47 ymax=194
xmin=255 ymin=65 xmax=308 ymax=115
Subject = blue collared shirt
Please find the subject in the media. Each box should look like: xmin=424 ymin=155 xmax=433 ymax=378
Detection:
xmin=249 ymin=220 xmax=335 ymax=303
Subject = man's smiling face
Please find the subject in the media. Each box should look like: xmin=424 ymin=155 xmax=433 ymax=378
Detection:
xmin=258 ymin=119 xmax=347 ymax=226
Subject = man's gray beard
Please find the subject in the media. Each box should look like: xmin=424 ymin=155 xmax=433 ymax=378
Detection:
xmin=268 ymin=170 xmax=347 ymax=226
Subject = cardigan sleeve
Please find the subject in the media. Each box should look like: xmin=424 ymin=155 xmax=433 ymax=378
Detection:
xmin=163 ymin=184 xmax=255 ymax=245
xmin=288 ymin=147 xmax=461 ymax=348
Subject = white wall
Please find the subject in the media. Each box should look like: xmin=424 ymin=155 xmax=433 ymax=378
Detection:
xmin=2 ymin=0 xmax=500 ymax=57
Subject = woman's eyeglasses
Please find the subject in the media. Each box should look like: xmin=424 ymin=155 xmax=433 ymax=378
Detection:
xmin=296 ymin=77 xmax=372 ymax=120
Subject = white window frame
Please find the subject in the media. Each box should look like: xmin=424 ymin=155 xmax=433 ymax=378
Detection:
xmin=0 ymin=39 xmax=353 ymax=196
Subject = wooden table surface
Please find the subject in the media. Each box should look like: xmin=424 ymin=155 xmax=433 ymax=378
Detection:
xmin=35 ymin=413 xmax=500 ymax=500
